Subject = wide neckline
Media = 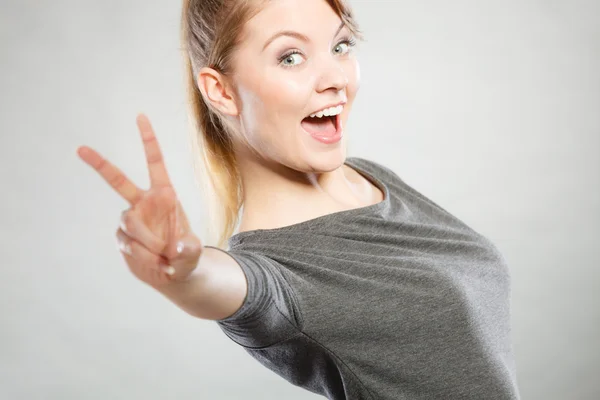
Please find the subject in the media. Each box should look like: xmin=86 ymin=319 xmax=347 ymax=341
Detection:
xmin=228 ymin=157 xmax=390 ymax=247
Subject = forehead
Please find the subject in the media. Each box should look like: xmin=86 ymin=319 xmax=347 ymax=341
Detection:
xmin=243 ymin=0 xmax=344 ymax=42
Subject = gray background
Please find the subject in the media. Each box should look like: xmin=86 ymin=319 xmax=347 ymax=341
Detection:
xmin=1 ymin=0 xmax=598 ymax=399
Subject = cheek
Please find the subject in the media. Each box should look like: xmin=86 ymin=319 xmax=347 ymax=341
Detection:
xmin=267 ymin=75 xmax=309 ymax=110
xmin=347 ymin=60 xmax=361 ymax=96
xmin=237 ymin=86 xmax=264 ymax=132
xmin=341 ymin=61 xmax=360 ymax=126
xmin=236 ymin=78 xmax=308 ymax=146
xmin=242 ymin=73 xmax=307 ymax=114
xmin=253 ymin=75 xmax=310 ymax=131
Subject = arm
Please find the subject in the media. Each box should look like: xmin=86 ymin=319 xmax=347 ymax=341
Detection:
xmin=154 ymin=247 xmax=247 ymax=321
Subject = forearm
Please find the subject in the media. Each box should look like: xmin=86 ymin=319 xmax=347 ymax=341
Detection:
xmin=154 ymin=267 xmax=209 ymax=319
xmin=153 ymin=247 xmax=247 ymax=321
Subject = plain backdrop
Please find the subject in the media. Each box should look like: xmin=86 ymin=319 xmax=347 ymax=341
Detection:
xmin=1 ymin=0 xmax=599 ymax=399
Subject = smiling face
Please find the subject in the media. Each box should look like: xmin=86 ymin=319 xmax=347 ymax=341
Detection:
xmin=226 ymin=0 xmax=361 ymax=171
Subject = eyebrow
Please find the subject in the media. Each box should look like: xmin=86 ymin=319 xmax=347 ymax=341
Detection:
xmin=261 ymin=21 xmax=346 ymax=52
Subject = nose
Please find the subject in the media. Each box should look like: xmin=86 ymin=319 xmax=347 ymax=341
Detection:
xmin=315 ymin=57 xmax=349 ymax=93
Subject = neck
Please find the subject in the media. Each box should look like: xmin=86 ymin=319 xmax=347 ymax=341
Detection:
xmin=236 ymin=157 xmax=367 ymax=233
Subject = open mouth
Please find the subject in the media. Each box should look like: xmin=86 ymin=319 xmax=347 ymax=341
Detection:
xmin=300 ymin=114 xmax=339 ymax=137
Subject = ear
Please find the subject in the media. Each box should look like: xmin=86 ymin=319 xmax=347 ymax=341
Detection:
xmin=196 ymin=67 xmax=239 ymax=116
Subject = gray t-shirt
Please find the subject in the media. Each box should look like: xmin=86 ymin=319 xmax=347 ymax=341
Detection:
xmin=205 ymin=157 xmax=520 ymax=400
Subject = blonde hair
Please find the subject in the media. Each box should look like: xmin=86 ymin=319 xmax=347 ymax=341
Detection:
xmin=180 ymin=0 xmax=364 ymax=249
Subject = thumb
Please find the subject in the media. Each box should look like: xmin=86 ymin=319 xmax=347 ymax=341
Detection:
xmin=169 ymin=233 xmax=204 ymax=266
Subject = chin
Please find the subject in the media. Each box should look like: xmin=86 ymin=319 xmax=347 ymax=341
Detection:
xmin=304 ymin=149 xmax=347 ymax=173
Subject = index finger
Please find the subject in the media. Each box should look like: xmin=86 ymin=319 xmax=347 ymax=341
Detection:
xmin=77 ymin=146 xmax=144 ymax=205
xmin=136 ymin=114 xmax=172 ymax=188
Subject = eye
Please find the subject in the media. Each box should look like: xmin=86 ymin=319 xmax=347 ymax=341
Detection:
xmin=333 ymin=37 xmax=357 ymax=55
xmin=277 ymin=37 xmax=357 ymax=69
xmin=279 ymin=51 xmax=304 ymax=68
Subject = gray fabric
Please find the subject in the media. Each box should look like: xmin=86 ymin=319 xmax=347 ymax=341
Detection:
xmin=205 ymin=157 xmax=521 ymax=400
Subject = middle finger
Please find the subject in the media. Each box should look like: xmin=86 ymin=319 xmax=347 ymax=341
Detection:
xmin=120 ymin=209 xmax=167 ymax=255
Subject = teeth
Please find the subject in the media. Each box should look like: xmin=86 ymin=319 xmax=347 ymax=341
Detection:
xmin=309 ymin=105 xmax=343 ymax=118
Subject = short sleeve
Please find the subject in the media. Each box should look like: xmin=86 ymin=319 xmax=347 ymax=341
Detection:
xmin=353 ymin=157 xmax=407 ymax=185
xmin=359 ymin=157 xmax=456 ymax=216
xmin=204 ymin=247 xmax=302 ymax=349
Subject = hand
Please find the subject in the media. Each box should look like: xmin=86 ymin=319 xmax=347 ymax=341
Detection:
xmin=77 ymin=114 xmax=204 ymax=288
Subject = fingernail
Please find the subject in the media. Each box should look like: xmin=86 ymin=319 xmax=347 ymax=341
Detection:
xmin=118 ymin=242 xmax=132 ymax=255
xmin=176 ymin=241 xmax=184 ymax=254
xmin=163 ymin=266 xmax=176 ymax=276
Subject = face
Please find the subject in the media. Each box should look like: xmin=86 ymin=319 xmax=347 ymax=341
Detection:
xmin=217 ymin=0 xmax=361 ymax=172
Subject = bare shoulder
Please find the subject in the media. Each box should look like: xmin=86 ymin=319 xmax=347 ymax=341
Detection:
xmin=194 ymin=246 xmax=248 ymax=321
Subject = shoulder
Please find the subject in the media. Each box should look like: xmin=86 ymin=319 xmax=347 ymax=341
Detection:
xmin=345 ymin=156 xmax=406 ymax=183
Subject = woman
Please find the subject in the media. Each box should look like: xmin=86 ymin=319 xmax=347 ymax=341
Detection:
xmin=77 ymin=0 xmax=521 ymax=398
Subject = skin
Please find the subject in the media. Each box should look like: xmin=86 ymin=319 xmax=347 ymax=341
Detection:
xmin=75 ymin=0 xmax=385 ymax=287
xmin=197 ymin=0 xmax=384 ymax=233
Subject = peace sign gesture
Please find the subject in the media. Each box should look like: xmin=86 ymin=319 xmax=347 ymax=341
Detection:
xmin=77 ymin=114 xmax=204 ymax=287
